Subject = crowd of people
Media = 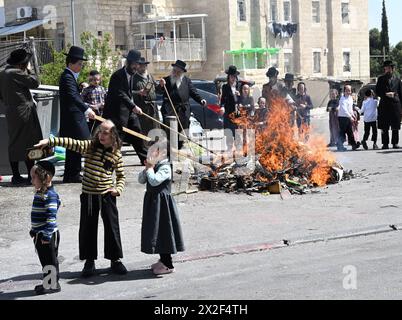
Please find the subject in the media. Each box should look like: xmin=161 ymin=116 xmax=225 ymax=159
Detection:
xmin=1 ymin=44 xmax=401 ymax=295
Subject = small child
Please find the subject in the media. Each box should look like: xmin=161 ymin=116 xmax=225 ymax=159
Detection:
xmin=360 ymin=89 xmax=379 ymax=150
xmin=82 ymin=70 xmax=107 ymax=133
xmin=327 ymin=89 xmax=340 ymax=147
xmin=138 ymin=138 xmax=185 ymax=275
xmin=30 ymin=160 xmax=61 ymax=295
xmin=34 ymin=120 xmax=127 ymax=278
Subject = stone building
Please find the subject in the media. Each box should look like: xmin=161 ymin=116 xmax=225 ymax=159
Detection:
xmin=0 ymin=0 xmax=370 ymax=82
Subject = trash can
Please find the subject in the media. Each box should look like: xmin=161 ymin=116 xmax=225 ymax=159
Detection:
xmin=32 ymin=89 xmax=59 ymax=138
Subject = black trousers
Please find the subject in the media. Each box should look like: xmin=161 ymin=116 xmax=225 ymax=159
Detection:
xmin=381 ymin=130 xmax=399 ymax=146
xmin=64 ymin=150 xmax=82 ymax=181
xmin=125 ymin=116 xmax=148 ymax=164
xmin=79 ymin=193 xmax=123 ymax=261
xmin=34 ymin=231 xmax=60 ymax=281
xmin=363 ymin=122 xmax=378 ymax=143
xmin=338 ymin=117 xmax=358 ymax=147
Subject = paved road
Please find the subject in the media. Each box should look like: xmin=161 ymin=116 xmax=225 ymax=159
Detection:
xmin=1 ymin=108 xmax=402 ymax=300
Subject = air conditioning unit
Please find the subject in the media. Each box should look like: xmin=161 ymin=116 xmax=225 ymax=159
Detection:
xmin=17 ymin=7 xmax=34 ymax=19
xmin=141 ymin=4 xmax=156 ymax=15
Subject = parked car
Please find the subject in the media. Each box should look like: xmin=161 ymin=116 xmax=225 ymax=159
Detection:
xmin=155 ymin=88 xmax=223 ymax=130
xmin=357 ymin=83 xmax=377 ymax=109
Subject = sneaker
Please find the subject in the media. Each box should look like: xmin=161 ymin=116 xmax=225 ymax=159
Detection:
xmin=81 ymin=260 xmax=96 ymax=278
xmin=373 ymin=143 xmax=379 ymax=150
xmin=362 ymin=141 xmax=368 ymax=150
xmin=151 ymin=260 xmax=165 ymax=270
xmin=34 ymin=282 xmax=61 ymax=295
xmin=153 ymin=263 xmax=175 ymax=275
xmin=111 ymin=260 xmax=127 ymax=275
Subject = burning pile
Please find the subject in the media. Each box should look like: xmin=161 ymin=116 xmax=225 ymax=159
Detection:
xmin=189 ymin=96 xmax=354 ymax=195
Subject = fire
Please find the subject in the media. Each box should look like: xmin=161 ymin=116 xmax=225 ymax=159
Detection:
xmin=230 ymin=96 xmax=336 ymax=187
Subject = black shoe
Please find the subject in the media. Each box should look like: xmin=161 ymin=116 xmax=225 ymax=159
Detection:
xmin=11 ymin=176 xmax=29 ymax=185
xmin=373 ymin=143 xmax=379 ymax=150
xmin=362 ymin=141 xmax=368 ymax=150
xmin=111 ymin=260 xmax=127 ymax=275
xmin=63 ymin=176 xmax=82 ymax=183
xmin=81 ymin=260 xmax=96 ymax=278
xmin=393 ymin=144 xmax=400 ymax=149
xmin=352 ymin=142 xmax=361 ymax=151
xmin=337 ymin=146 xmax=347 ymax=152
xmin=382 ymin=145 xmax=389 ymax=150
xmin=34 ymin=282 xmax=61 ymax=295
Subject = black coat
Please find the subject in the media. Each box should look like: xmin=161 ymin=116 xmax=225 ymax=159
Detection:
xmin=220 ymin=82 xmax=239 ymax=115
xmin=376 ymin=73 xmax=402 ymax=130
xmin=59 ymin=69 xmax=90 ymax=139
xmin=103 ymin=67 xmax=137 ymax=130
xmin=160 ymin=76 xmax=203 ymax=129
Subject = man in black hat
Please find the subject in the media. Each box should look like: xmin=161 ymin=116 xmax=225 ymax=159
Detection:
xmin=220 ymin=65 xmax=241 ymax=150
xmin=283 ymin=73 xmax=297 ymax=126
xmin=59 ymin=46 xmax=96 ymax=183
xmin=103 ymin=50 xmax=147 ymax=164
xmin=0 ymin=48 xmax=42 ymax=185
xmin=375 ymin=60 xmax=402 ymax=149
xmin=132 ymin=57 xmax=160 ymax=136
xmin=159 ymin=60 xmax=207 ymax=149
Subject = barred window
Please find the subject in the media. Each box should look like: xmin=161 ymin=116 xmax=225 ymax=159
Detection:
xmin=238 ymin=0 xmax=247 ymax=22
xmin=342 ymin=2 xmax=350 ymax=24
xmin=312 ymin=1 xmax=320 ymax=23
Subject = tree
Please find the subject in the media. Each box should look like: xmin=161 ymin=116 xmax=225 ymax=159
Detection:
xmin=381 ymin=0 xmax=390 ymax=54
xmin=40 ymin=32 xmax=120 ymax=87
xmin=390 ymin=42 xmax=402 ymax=77
xmin=369 ymin=28 xmax=383 ymax=77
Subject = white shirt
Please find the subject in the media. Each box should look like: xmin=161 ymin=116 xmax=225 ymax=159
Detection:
xmin=360 ymin=97 xmax=378 ymax=122
xmin=338 ymin=95 xmax=354 ymax=118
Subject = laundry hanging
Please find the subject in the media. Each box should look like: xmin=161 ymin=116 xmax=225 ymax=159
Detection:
xmin=268 ymin=22 xmax=298 ymax=39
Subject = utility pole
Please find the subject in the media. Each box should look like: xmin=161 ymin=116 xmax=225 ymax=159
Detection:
xmin=71 ymin=0 xmax=76 ymax=45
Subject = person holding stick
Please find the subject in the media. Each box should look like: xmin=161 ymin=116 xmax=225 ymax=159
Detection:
xmin=158 ymin=60 xmax=207 ymax=149
xmin=34 ymin=120 xmax=127 ymax=278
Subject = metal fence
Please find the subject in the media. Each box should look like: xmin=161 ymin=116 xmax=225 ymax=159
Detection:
xmin=0 ymin=39 xmax=54 ymax=68
xmin=134 ymin=38 xmax=206 ymax=62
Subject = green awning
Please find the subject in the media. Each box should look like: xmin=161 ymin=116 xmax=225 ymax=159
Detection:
xmin=225 ymin=48 xmax=280 ymax=55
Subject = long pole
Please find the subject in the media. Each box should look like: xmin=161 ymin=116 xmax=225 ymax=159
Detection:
xmin=71 ymin=0 xmax=76 ymax=45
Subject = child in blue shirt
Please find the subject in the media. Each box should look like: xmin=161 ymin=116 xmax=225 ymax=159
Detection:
xmin=30 ymin=160 xmax=61 ymax=295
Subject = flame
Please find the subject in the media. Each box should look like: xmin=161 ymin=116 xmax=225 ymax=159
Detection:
xmin=230 ymin=97 xmax=336 ymax=187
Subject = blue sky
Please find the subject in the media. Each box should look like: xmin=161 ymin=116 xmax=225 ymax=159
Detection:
xmin=369 ymin=0 xmax=402 ymax=46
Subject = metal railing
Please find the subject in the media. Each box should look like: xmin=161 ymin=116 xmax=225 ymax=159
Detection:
xmin=134 ymin=38 xmax=206 ymax=62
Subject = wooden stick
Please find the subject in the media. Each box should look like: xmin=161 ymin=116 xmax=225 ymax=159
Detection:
xmin=94 ymin=115 xmax=152 ymax=142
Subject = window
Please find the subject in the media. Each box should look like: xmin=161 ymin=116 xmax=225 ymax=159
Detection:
xmin=270 ymin=53 xmax=279 ymax=68
xmin=343 ymin=51 xmax=351 ymax=72
xmin=270 ymin=0 xmax=278 ymax=21
xmin=284 ymin=51 xmax=293 ymax=73
xmin=56 ymin=22 xmax=65 ymax=51
xmin=237 ymin=0 xmax=247 ymax=22
xmin=283 ymin=1 xmax=291 ymax=22
xmin=313 ymin=51 xmax=321 ymax=74
xmin=312 ymin=1 xmax=320 ymax=23
xmin=114 ymin=21 xmax=127 ymax=50
xmin=342 ymin=2 xmax=350 ymax=24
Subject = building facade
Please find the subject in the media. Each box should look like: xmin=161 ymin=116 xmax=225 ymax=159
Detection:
xmin=1 ymin=0 xmax=370 ymax=82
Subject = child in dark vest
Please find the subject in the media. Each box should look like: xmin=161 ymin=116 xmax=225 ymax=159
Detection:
xmin=138 ymin=138 xmax=185 ymax=275
xmin=34 ymin=120 xmax=127 ymax=278
xmin=30 ymin=160 xmax=61 ymax=295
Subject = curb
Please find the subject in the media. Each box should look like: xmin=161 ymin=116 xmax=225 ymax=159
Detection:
xmin=173 ymin=223 xmax=401 ymax=264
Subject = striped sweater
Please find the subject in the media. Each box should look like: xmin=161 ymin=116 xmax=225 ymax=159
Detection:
xmin=49 ymin=137 xmax=126 ymax=195
xmin=31 ymin=186 xmax=60 ymax=241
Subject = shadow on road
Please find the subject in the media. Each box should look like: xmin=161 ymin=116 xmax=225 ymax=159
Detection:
xmin=65 ymin=268 xmax=157 ymax=286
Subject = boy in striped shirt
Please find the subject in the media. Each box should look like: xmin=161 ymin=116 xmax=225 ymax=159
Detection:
xmin=35 ymin=120 xmax=127 ymax=278
xmin=30 ymin=160 xmax=61 ymax=295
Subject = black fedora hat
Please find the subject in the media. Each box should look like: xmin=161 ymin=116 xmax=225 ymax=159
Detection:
xmin=7 ymin=48 xmax=32 ymax=65
xmin=125 ymin=50 xmax=141 ymax=63
xmin=266 ymin=67 xmax=279 ymax=78
xmin=383 ymin=60 xmax=395 ymax=68
xmin=171 ymin=60 xmax=187 ymax=72
xmin=137 ymin=57 xmax=150 ymax=65
xmin=225 ymin=65 xmax=240 ymax=76
xmin=63 ymin=46 xmax=87 ymax=61
xmin=284 ymin=73 xmax=295 ymax=81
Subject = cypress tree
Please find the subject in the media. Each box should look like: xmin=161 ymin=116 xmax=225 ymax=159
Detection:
xmin=381 ymin=0 xmax=390 ymax=55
